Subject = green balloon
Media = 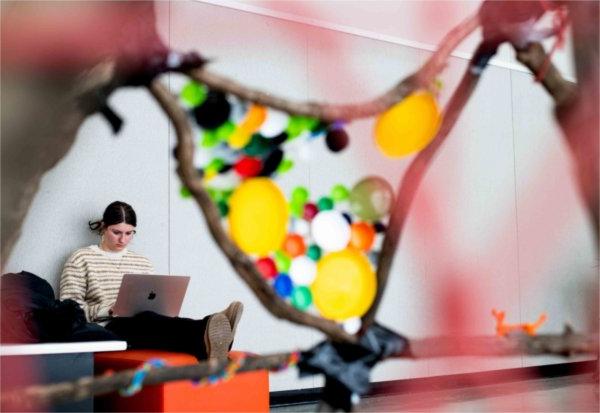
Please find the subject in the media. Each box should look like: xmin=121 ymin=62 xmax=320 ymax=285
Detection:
xmin=291 ymin=186 xmax=309 ymax=203
xmin=221 ymin=188 xmax=234 ymax=202
xmin=181 ymin=81 xmax=207 ymax=107
xmin=274 ymin=250 xmax=291 ymax=272
xmin=200 ymin=129 xmax=219 ymax=148
xmin=317 ymin=196 xmax=334 ymax=211
xmin=217 ymin=201 xmax=229 ymax=217
xmin=206 ymin=187 xmax=233 ymax=203
xmin=205 ymin=158 xmax=225 ymax=175
xmin=286 ymin=116 xmax=306 ymax=139
xmin=349 ymin=176 xmax=394 ymax=220
xmin=306 ymin=244 xmax=321 ymax=261
xmin=276 ymin=158 xmax=294 ymax=174
xmin=291 ymin=286 xmax=312 ymax=311
xmin=180 ymin=186 xmax=192 ymax=199
xmin=302 ymin=117 xmax=319 ymax=131
xmin=206 ymin=187 xmax=219 ymax=202
xmin=330 ymin=184 xmax=350 ymax=201
xmin=289 ymin=201 xmax=304 ymax=218
xmin=215 ymin=121 xmax=236 ymax=141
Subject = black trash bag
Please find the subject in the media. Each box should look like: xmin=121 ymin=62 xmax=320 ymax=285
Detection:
xmin=298 ymin=322 xmax=411 ymax=412
xmin=1 ymin=271 xmax=117 ymax=343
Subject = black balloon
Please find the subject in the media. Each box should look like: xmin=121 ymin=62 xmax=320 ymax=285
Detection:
xmin=260 ymin=149 xmax=284 ymax=177
xmin=374 ymin=222 xmax=386 ymax=233
xmin=192 ymin=90 xmax=231 ymax=130
xmin=219 ymin=163 xmax=233 ymax=174
xmin=270 ymin=131 xmax=289 ymax=146
xmin=325 ymin=128 xmax=349 ymax=152
xmin=342 ymin=212 xmax=353 ymax=225
xmin=311 ymin=121 xmax=329 ymax=134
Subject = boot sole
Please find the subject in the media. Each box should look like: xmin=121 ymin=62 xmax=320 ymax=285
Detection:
xmin=225 ymin=301 xmax=244 ymax=337
xmin=205 ymin=313 xmax=232 ymax=361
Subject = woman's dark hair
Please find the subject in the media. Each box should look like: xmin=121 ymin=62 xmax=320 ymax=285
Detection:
xmin=89 ymin=201 xmax=137 ymax=233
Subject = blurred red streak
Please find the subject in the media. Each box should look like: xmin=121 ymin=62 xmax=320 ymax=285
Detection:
xmin=1 ymin=1 xmax=163 ymax=73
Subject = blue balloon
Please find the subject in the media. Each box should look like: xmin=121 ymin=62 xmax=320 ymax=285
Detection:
xmin=274 ymin=274 xmax=294 ymax=298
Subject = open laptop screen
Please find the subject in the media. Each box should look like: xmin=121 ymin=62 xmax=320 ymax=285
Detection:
xmin=112 ymin=274 xmax=190 ymax=317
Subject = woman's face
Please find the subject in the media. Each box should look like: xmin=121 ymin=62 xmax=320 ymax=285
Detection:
xmin=101 ymin=222 xmax=136 ymax=252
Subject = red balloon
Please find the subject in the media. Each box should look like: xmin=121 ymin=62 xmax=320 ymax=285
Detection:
xmin=256 ymin=257 xmax=277 ymax=279
xmin=282 ymin=233 xmax=306 ymax=257
xmin=234 ymin=156 xmax=262 ymax=178
xmin=303 ymin=203 xmax=319 ymax=221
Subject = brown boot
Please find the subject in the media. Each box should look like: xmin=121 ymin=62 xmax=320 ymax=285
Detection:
xmin=221 ymin=301 xmax=244 ymax=337
xmin=204 ymin=313 xmax=232 ymax=362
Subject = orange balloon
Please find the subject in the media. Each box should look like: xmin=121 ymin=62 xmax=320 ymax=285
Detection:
xmin=348 ymin=222 xmax=376 ymax=251
xmin=282 ymin=233 xmax=307 ymax=257
xmin=240 ymin=104 xmax=267 ymax=134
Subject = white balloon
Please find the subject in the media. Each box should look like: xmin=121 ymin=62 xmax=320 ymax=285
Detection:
xmin=291 ymin=218 xmax=311 ymax=238
xmin=289 ymin=256 xmax=317 ymax=285
xmin=298 ymin=142 xmax=311 ymax=162
xmin=259 ymin=108 xmax=289 ymax=138
xmin=229 ymin=96 xmax=247 ymax=124
xmin=193 ymin=147 xmax=211 ymax=169
xmin=311 ymin=211 xmax=351 ymax=251
xmin=343 ymin=317 xmax=362 ymax=334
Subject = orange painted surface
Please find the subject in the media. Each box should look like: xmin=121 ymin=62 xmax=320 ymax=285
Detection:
xmin=94 ymin=350 xmax=269 ymax=412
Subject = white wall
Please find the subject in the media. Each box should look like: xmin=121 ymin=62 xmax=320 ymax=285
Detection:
xmin=4 ymin=1 xmax=596 ymax=392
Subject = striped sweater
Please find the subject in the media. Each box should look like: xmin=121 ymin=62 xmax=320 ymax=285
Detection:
xmin=59 ymin=245 xmax=154 ymax=322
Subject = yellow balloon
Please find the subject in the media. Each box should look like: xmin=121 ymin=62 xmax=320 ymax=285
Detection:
xmin=228 ymin=178 xmax=289 ymax=255
xmin=374 ymin=91 xmax=441 ymax=158
xmin=311 ymin=249 xmax=376 ymax=321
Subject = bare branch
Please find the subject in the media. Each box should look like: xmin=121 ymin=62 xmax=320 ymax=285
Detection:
xmin=514 ymin=43 xmax=576 ymax=109
xmin=1 ymin=352 xmax=292 ymax=411
xmin=149 ymin=81 xmax=356 ymax=343
xmin=514 ymin=37 xmax=598 ymax=243
xmin=187 ymin=14 xmax=480 ymax=122
xmin=410 ymin=329 xmax=598 ymax=358
xmin=362 ymin=43 xmax=488 ymax=329
xmin=3 ymin=330 xmax=597 ymax=410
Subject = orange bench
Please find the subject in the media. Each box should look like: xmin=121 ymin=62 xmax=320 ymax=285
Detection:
xmin=94 ymin=350 xmax=269 ymax=412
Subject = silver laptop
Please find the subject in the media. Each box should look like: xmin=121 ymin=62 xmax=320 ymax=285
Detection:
xmin=112 ymin=274 xmax=190 ymax=317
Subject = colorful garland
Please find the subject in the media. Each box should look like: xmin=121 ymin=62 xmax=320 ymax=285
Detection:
xmin=120 ymin=352 xmax=302 ymax=397
xmin=269 ymin=351 xmax=301 ymax=372
xmin=119 ymin=358 xmax=167 ymax=396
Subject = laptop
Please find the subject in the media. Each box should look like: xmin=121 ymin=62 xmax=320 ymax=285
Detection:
xmin=112 ymin=274 xmax=190 ymax=317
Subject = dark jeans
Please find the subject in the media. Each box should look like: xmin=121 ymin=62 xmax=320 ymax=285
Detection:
xmin=105 ymin=311 xmax=209 ymax=361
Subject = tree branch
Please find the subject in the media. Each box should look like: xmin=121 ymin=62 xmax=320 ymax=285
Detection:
xmin=1 ymin=352 xmax=292 ymax=411
xmin=362 ymin=42 xmax=489 ymax=329
xmin=186 ymin=14 xmax=480 ymax=121
xmin=514 ymin=36 xmax=598 ymax=244
xmin=514 ymin=42 xmax=577 ymax=107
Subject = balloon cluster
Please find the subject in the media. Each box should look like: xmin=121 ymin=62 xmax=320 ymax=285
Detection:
xmin=179 ymin=81 xmax=350 ymax=194
xmin=225 ymin=175 xmax=394 ymax=329
xmin=176 ymin=80 xmax=404 ymax=330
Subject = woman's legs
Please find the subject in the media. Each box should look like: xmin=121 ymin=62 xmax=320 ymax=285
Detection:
xmin=105 ymin=311 xmax=231 ymax=361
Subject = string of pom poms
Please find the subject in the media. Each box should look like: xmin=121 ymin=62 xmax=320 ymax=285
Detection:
xmin=120 ymin=358 xmax=167 ymax=396
xmin=120 ymin=352 xmax=301 ymax=396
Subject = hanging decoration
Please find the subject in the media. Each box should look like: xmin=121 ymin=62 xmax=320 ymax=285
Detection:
xmin=175 ymin=81 xmax=397 ymax=326
xmin=374 ymin=91 xmax=441 ymax=157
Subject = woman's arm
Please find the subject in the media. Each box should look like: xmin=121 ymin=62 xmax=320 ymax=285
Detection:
xmin=59 ymin=255 xmax=112 ymax=322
